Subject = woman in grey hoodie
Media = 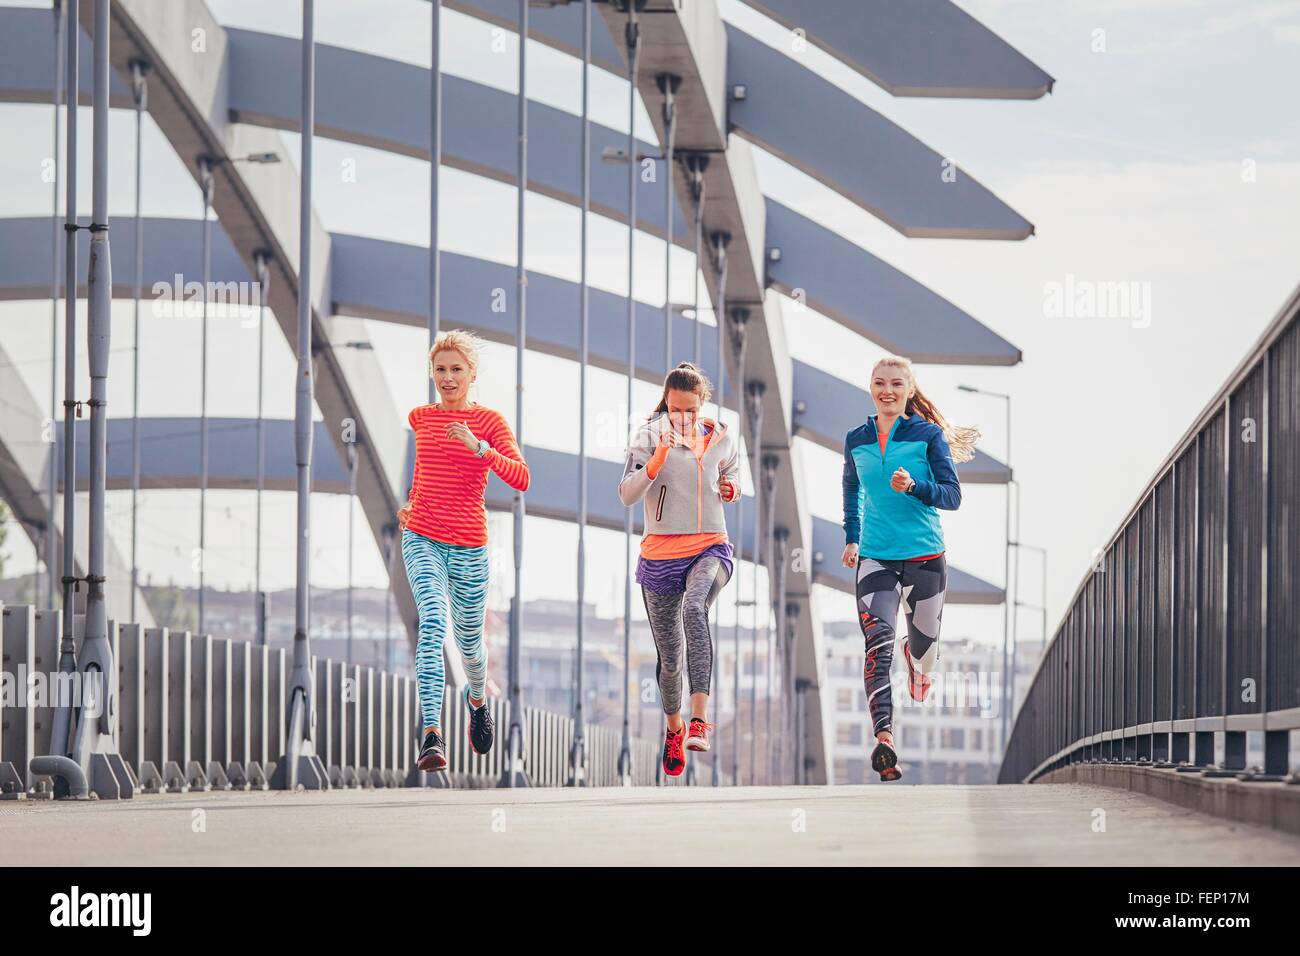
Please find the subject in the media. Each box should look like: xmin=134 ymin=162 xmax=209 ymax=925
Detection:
xmin=618 ymin=362 xmax=740 ymax=777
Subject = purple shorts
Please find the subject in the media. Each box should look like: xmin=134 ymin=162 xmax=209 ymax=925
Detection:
xmin=636 ymin=541 xmax=735 ymax=595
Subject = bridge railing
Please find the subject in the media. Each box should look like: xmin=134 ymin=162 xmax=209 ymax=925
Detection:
xmin=1001 ymin=284 xmax=1300 ymax=783
xmin=0 ymin=607 xmax=711 ymax=795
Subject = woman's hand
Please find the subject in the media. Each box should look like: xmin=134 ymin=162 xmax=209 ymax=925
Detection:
xmin=891 ymin=467 xmax=914 ymax=493
xmin=647 ymin=428 xmax=677 ymax=475
xmin=397 ymin=502 xmax=412 ymax=530
xmin=842 ymin=543 xmax=859 ymax=568
xmin=717 ymin=475 xmax=738 ymax=502
xmin=447 ymin=420 xmax=480 ymax=453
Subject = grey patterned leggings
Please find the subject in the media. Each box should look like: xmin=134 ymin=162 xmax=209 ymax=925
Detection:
xmin=641 ymin=557 xmax=731 ymax=715
xmin=855 ymin=554 xmax=947 ymax=735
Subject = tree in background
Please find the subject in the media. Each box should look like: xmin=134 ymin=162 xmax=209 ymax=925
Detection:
xmin=146 ymin=582 xmax=198 ymax=633
xmin=0 ymin=502 xmax=36 ymax=604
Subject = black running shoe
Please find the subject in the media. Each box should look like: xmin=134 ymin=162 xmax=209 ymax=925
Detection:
xmin=417 ymin=729 xmax=447 ymax=772
xmin=464 ymin=684 xmax=495 ymax=755
xmin=871 ymin=735 xmax=901 ymax=782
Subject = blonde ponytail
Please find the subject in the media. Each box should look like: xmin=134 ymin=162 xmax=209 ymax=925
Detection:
xmin=873 ymin=356 xmax=980 ymax=463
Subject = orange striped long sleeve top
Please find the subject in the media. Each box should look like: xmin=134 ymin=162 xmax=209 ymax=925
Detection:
xmin=404 ymin=402 xmax=530 ymax=547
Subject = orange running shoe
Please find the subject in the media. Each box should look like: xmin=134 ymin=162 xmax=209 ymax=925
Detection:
xmin=684 ymin=718 xmax=713 ymax=752
xmin=901 ymin=639 xmax=933 ymax=703
xmin=662 ymin=722 xmax=687 ymax=776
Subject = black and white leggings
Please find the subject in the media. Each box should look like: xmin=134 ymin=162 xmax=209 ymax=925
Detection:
xmin=641 ymin=557 xmax=731 ymax=715
xmin=854 ymin=554 xmax=947 ymax=735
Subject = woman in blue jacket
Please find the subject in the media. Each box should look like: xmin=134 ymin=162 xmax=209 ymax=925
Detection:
xmin=841 ymin=356 xmax=979 ymax=781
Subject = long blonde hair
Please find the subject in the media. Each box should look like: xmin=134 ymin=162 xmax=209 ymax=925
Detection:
xmin=873 ymin=356 xmax=980 ymax=463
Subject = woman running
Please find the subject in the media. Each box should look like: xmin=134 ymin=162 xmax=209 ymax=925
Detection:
xmin=398 ymin=329 xmax=530 ymax=772
xmin=619 ymin=362 xmax=740 ymax=777
xmin=841 ymin=356 xmax=978 ymax=781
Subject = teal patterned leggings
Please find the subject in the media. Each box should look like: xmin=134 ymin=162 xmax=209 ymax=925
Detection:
xmin=401 ymin=529 xmax=490 ymax=729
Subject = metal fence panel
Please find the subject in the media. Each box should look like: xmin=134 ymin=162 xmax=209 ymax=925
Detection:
xmin=1124 ymin=520 xmax=1139 ymax=726
xmin=0 ymin=601 xmax=679 ymax=791
xmin=1155 ymin=473 xmax=1174 ymax=722
xmin=211 ymin=638 xmax=232 ymax=770
xmin=190 ymin=632 xmax=212 ymax=775
xmin=250 ymin=643 xmax=268 ymax=770
xmin=167 ymin=629 xmax=191 ymax=775
xmin=1138 ymin=499 xmax=1155 ymax=725
xmin=1196 ymin=416 xmax=1227 ymax=717
xmin=1174 ymin=447 xmax=1198 ymax=719
xmin=118 ymin=622 xmax=145 ymax=775
xmin=1090 ymin=575 xmax=1101 ymax=738
xmin=1268 ymin=322 xmax=1300 ymax=710
xmin=143 ymin=628 xmax=170 ymax=776
xmin=1227 ymin=364 xmax=1265 ymax=716
xmin=1 ymin=605 xmax=36 ymax=790
xmin=1107 ymin=541 xmax=1121 ymax=731
xmin=231 ymin=639 xmax=251 ymax=768
xmin=269 ymin=647 xmax=286 ymax=763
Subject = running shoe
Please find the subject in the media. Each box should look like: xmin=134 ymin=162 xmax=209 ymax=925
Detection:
xmin=871 ymin=735 xmax=901 ymax=782
xmin=662 ymin=722 xmax=687 ymax=777
xmin=464 ymin=684 xmax=495 ymax=755
xmin=417 ymin=729 xmax=447 ymax=772
xmin=684 ymin=717 xmax=713 ymax=752
xmin=901 ymin=639 xmax=933 ymax=703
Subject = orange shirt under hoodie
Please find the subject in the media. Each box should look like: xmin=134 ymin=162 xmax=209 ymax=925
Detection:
xmin=405 ymin=402 xmax=530 ymax=547
xmin=640 ymin=420 xmax=731 ymax=560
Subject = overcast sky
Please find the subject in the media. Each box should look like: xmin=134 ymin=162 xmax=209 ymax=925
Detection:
xmin=2 ymin=0 xmax=1297 ymax=652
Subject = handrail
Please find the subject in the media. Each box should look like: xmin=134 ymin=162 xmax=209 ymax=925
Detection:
xmin=0 ymin=609 xmax=721 ymax=794
xmin=1001 ymin=281 xmax=1300 ymax=783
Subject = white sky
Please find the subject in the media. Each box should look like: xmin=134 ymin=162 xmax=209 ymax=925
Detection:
xmin=2 ymin=0 xmax=1298 ymax=651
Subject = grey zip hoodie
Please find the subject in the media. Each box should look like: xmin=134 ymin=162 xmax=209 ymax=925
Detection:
xmin=618 ymin=413 xmax=740 ymax=535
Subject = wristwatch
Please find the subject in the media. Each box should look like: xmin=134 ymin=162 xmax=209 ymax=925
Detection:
xmin=905 ymin=478 xmax=916 ymax=494
xmin=475 ymin=438 xmax=489 ymax=458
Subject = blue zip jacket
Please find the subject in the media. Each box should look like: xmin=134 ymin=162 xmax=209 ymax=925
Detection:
xmin=842 ymin=414 xmax=962 ymax=560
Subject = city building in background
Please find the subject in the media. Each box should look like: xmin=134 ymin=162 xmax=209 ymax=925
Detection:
xmin=824 ymin=621 xmax=1044 ymax=784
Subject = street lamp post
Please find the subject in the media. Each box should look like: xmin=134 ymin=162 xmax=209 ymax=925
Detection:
xmin=1009 ymin=477 xmax=1020 ymax=715
xmin=1011 ymin=536 xmax=1049 ymax=667
xmin=958 ymin=384 xmax=1013 ymax=747
xmin=1008 ymin=476 xmax=1049 ymax=718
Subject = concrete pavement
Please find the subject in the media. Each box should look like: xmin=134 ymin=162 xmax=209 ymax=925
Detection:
xmin=4 ymin=783 xmax=1300 ymax=866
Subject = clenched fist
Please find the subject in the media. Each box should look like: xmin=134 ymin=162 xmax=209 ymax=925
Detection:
xmin=447 ymin=420 xmax=480 ymax=453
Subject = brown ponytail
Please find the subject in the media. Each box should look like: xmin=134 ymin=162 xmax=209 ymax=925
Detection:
xmin=647 ymin=362 xmax=714 ymax=420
